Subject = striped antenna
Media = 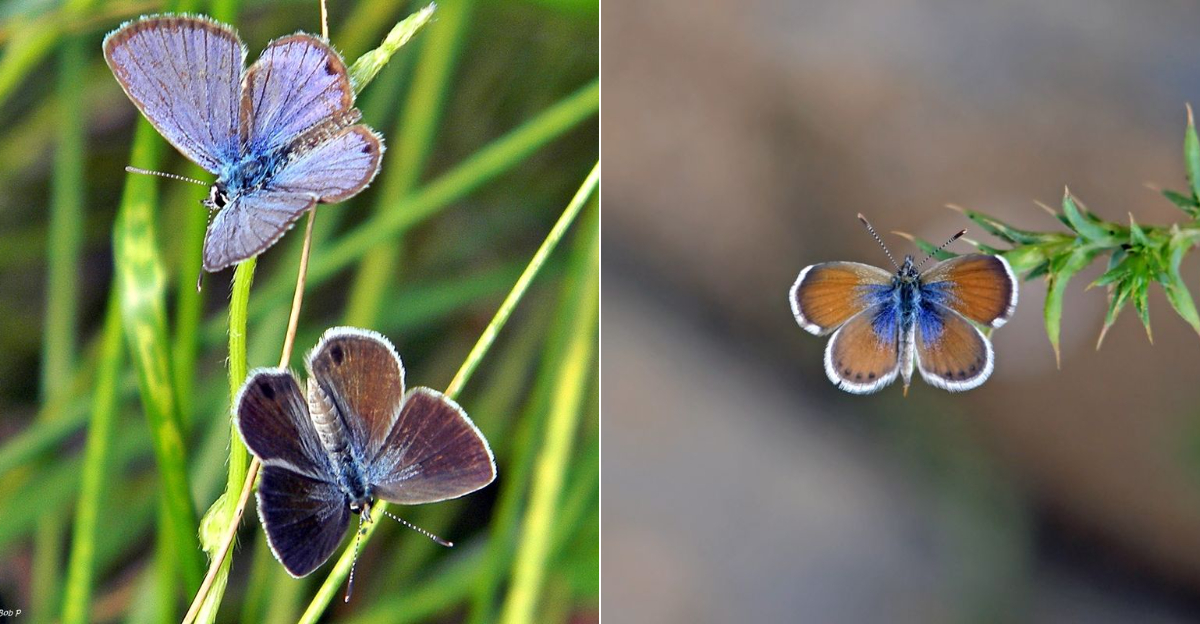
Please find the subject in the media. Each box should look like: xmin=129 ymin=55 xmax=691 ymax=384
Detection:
xmin=380 ymin=508 xmax=452 ymax=547
xmin=124 ymin=166 xmax=209 ymax=187
xmin=916 ymin=228 xmax=967 ymax=270
xmin=857 ymin=214 xmax=899 ymax=269
xmin=344 ymin=511 xmax=368 ymax=602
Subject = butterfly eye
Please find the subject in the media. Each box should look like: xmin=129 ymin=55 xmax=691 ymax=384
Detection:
xmin=206 ymin=185 xmax=229 ymax=210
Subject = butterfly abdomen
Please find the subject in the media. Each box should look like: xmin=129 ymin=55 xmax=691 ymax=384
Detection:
xmin=306 ymin=378 xmax=371 ymax=502
xmin=307 ymin=378 xmax=351 ymax=457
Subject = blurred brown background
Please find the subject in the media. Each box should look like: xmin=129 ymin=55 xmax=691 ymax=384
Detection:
xmin=603 ymin=0 xmax=1200 ymax=621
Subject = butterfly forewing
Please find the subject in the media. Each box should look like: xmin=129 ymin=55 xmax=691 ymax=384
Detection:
xmin=269 ymin=125 xmax=383 ymax=202
xmin=203 ymin=191 xmax=315 ymax=272
xmin=306 ymin=328 xmax=406 ymax=461
xmin=920 ymin=254 xmax=1017 ymax=328
xmin=824 ymin=303 xmax=902 ymax=394
xmin=257 ymin=465 xmax=350 ymax=577
xmin=913 ymin=304 xmax=994 ymax=391
xmin=791 ymin=262 xmax=893 ymax=335
xmin=103 ymin=16 xmax=244 ymax=173
xmin=241 ymin=35 xmax=355 ymax=154
xmin=237 ymin=369 xmax=351 ymax=577
xmin=235 ymin=369 xmax=331 ymax=479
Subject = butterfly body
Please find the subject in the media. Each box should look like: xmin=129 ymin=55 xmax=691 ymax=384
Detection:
xmin=792 ymin=217 xmax=1018 ymax=394
xmin=236 ymin=328 xmax=496 ymax=576
xmin=104 ymin=16 xmax=383 ymax=272
xmin=306 ymin=379 xmax=373 ymax=510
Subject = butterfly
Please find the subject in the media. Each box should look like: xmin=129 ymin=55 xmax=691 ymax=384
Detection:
xmin=235 ymin=327 xmax=496 ymax=579
xmin=103 ymin=15 xmax=383 ymax=273
xmin=789 ymin=214 xmax=1018 ymax=395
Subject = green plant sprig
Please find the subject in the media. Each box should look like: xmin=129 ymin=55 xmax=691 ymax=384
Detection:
xmin=902 ymin=107 xmax=1200 ymax=367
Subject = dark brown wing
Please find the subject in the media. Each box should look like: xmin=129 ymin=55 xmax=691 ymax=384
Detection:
xmin=369 ymin=388 xmax=496 ymax=505
xmin=306 ymin=327 xmax=406 ymax=461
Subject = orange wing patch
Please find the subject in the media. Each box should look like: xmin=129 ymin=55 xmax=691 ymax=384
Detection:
xmin=791 ymin=262 xmax=893 ymax=335
xmin=921 ymin=254 xmax=1016 ymax=327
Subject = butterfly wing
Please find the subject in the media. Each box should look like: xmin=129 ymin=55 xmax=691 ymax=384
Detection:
xmin=268 ymin=125 xmax=383 ymax=203
xmin=306 ymin=327 xmax=406 ymax=461
xmin=370 ymin=388 xmax=496 ymax=505
xmin=824 ymin=303 xmax=902 ymax=393
xmin=235 ymin=369 xmax=331 ymax=477
xmin=257 ymin=465 xmax=350 ymax=577
xmin=241 ymin=34 xmax=355 ymax=155
xmin=103 ymin=15 xmax=244 ymax=173
xmin=913 ymin=303 xmax=994 ymax=391
xmin=201 ymin=191 xmax=315 ymax=272
xmin=791 ymin=262 xmax=894 ymax=335
xmin=235 ymin=369 xmax=349 ymax=577
xmin=920 ymin=254 xmax=1017 ymax=328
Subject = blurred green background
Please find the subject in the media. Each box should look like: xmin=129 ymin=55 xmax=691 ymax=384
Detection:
xmin=0 ymin=0 xmax=596 ymax=622
xmin=605 ymin=0 xmax=1200 ymax=622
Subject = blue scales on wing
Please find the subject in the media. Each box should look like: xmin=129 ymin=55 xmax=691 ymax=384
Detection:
xmin=102 ymin=16 xmax=244 ymax=173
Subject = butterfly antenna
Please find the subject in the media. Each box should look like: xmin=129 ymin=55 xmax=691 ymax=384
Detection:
xmin=124 ymin=166 xmax=209 ymax=187
xmin=915 ymin=228 xmax=968 ymax=270
xmin=379 ymin=508 xmax=453 ymax=547
xmin=857 ymin=214 xmax=899 ymax=270
xmin=344 ymin=511 xmax=368 ymax=603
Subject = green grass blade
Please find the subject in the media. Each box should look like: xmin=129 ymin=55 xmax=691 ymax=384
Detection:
xmin=60 ymin=293 xmax=123 ymax=624
xmin=192 ymin=257 xmax=255 ymax=624
xmin=31 ymin=14 xmax=90 ymax=619
xmin=498 ymin=202 xmax=598 ymax=624
xmin=445 ymin=162 xmax=599 ymax=398
xmin=0 ymin=17 xmax=61 ymax=109
xmin=345 ymin=0 xmax=475 ymax=326
xmin=114 ymin=120 xmax=202 ymax=600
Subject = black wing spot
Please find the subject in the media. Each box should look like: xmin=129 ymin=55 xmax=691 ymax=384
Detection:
xmin=855 ymin=373 xmax=863 ymax=381
xmin=361 ymin=142 xmax=374 ymax=154
xmin=325 ymin=58 xmax=338 ymax=75
xmin=330 ymin=344 xmax=344 ymax=364
xmin=258 ymin=380 xmax=276 ymax=400
xmin=868 ymin=372 xmax=876 ymax=379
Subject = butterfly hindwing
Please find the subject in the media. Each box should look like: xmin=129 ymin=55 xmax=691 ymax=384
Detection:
xmin=913 ymin=303 xmax=994 ymax=391
xmin=268 ymin=125 xmax=383 ymax=202
xmin=103 ymin=15 xmax=245 ymax=173
xmin=920 ymin=254 xmax=1017 ymax=328
xmin=370 ymin=388 xmax=496 ymax=505
xmin=256 ymin=464 xmax=350 ymax=577
xmin=306 ymin=327 xmax=407 ymax=461
xmin=791 ymin=262 xmax=893 ymax=335
xmin=241 ymin=34 xmax=355 ymax=155
xmin=824 ymin=303 xmax=902 ymax=394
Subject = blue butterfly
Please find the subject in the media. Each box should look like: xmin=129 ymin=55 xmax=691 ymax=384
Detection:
xmin=790 ymin=215 xmax=1018 ymax=394
xmin=103 ymin=15 xmax=383 ymax=273
xmin=236 ymin=327 xmax=496 ymax=579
